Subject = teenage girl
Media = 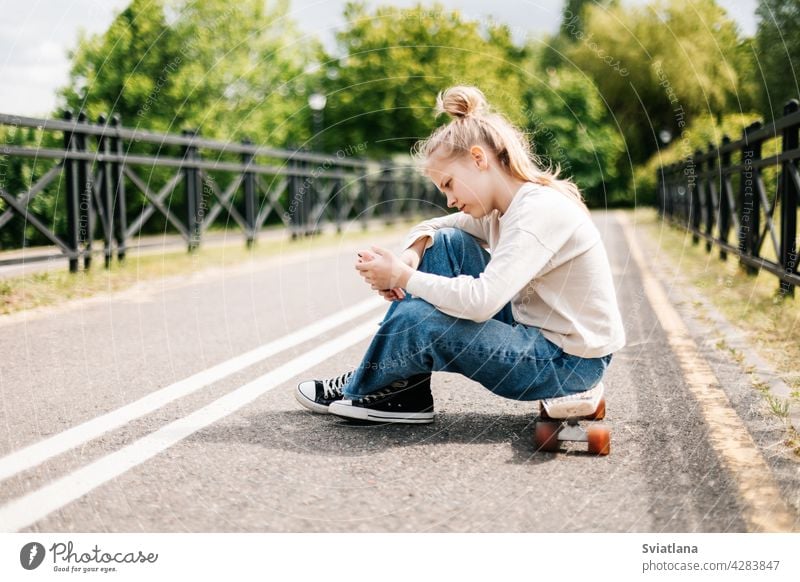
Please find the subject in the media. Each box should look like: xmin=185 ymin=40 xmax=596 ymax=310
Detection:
xmin=296 ymin=86 xmax=625 ymax=424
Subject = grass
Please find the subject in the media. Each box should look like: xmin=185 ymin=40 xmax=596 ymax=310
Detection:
xmin=633 ymin=207 xmax=800 ymax=414
xmin=0 ymin=221 xmax=416 ymax=316
xmin=787 ymin=427 xmax=800 ymax=457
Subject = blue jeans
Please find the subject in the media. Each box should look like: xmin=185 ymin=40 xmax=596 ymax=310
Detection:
xmin=342 ymin=227 xmax=613 ymax=401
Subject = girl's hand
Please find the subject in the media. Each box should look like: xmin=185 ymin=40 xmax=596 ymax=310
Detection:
xmin=355 ymin=246 xmax=414 ymax=292
xmin=378 ymin=288 xmax=406 ymax=302
xmin=357 ymin=250 xmax=405 ymax=301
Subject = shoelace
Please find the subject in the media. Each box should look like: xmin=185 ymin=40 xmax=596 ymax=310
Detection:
xmin=359 ymin=386 xmax=396 ymax=404
xmin=358 ymin=379 xmax=414 ymax=404
xmin=321 ymin=370 xmax=353 ymax=398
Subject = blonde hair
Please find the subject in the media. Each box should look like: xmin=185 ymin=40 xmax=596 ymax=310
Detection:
xmin=412 ymin=86 xmax=588 ymax=213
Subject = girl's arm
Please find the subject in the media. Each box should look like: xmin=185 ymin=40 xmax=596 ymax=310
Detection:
xmin=400 ymin=235 xmax=430 ymax=269
xmin=405 ymin=220 xmax=593 ymax=323
xmin=404 ymin=228 xmax=556 ymax=322
xmin=404 ymin=189 xmax=593 ymax=322
xmin=401 ymin=212 xmax=489 ymax=262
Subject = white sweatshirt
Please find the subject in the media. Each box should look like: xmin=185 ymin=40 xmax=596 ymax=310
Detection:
xmin=402 ymin=182 xmax=626 ymax=358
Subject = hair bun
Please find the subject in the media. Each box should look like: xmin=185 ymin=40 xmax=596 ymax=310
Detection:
xmin=436 ymin=86 xmax=488 ymax=119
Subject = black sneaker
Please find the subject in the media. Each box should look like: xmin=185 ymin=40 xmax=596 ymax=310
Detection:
xmin=328 ymin=374 xmax=434 ymax=424
xmin=295 ymin=370 xmax=353 ymax=414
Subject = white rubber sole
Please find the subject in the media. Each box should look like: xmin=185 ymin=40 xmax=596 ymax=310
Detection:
xmin=329 ymin=400 xmax=435 ymax=424
xmin=294 ymin=383 xmax=333 ymax=414
xmin=542 ymin=382 xmax=604 ymax=418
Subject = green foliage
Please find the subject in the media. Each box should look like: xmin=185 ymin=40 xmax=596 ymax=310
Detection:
xmin=519 ymin=65 xmax=627 ymax=206
xmin=541 ymin=0 xmax=618 ymax=69
xmin=558 ymin=0 xmax=755 ymax=169
xmin=0 ymin=124 xmax=64 ymax=249
xmin=318 ymin=2 xmax=531 ymax=156
xmin=633 ymin=111 xmax=764 ymax=203
xmin=59 ymin=0 xmax=314 ymax=145
xmin=755 ymin=0 xmax=800 ymax=119
xmin=318 ymin=3 xmax=624 ymax=206
xmin=2 ymin=0 xmax=317 ymax=249
xmin=61 ymin=0 xmax=182 ymax=128
xmin=3 ymin=0 xmax=794 ymax=253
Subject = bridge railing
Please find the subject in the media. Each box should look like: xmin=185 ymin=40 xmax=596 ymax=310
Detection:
xmin=0 ymin=112 xmax=438 ymax=273
xmin=657 ymin=99 xmax=800 ymax=297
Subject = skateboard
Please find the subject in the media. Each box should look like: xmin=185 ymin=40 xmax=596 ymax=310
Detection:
xmin=533 ymin=383 xmax=611 ymax=455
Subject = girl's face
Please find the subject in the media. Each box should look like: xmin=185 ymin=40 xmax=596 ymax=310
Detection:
xmin=425 ymin=147 xmax=496 ymax=218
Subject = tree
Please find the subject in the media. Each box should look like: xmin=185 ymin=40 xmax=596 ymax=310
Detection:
xmin=51 ymin=0 xmax=318 ymax=239
xmin=559 ymin=0 xmax=621 ymax=37
xmin=319 ymin=2 xmax=625 ymax=205
xmin=633 ymin=110 xmax=763 ymax=205
xmin=521 ymin=65 xmax=626 ymax=207
xmin=754 ymin=0 xmax=800 ymax=119
xmin=541 ymin=0 xmax=618 ymax=70
xmin=59 ymin=0 xmax=314 ymax=145
xmin=318 ymin=2 xmax=532 ymax=157
xmin=561 ymin=0 xmax=755 ymax=168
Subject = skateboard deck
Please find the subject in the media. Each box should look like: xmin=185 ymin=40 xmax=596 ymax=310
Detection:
xmin=534 ymin=385 xmax=611 ymax=455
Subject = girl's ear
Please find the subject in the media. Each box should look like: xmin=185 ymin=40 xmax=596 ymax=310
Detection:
xmin=469 ymin=145 xmax=489 ymax=170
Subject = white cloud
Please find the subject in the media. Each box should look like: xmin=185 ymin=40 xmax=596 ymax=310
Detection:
xmin=0 ymin=0 xmax=130 ymax=116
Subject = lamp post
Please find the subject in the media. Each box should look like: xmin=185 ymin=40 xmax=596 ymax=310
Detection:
xmin=306 ymin=92 xmax=327 ymax=237
xmin=308 ymin=92 xmax=327 ymax=152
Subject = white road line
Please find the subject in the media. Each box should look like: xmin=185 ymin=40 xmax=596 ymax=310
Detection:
xmin=0 ymin=297 xmax=384 ymax=483
xmin=618 ymin=212 xmax=797 ymax=532
xmin=0 ymin=317 xmax=381 ymax=532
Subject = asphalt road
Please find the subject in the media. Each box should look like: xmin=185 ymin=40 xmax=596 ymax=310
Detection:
xmin=0 ymin=211 xmax=797 ymax=532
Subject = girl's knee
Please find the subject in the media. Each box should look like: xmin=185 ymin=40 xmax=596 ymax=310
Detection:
xmin=391 ymin=297 xmax=437 ymax=319
xmin=422 ymin=227 xmax=486 ymax=275
xmin=385 ymin=298 xmax=449 ymax=332
xmin=434 ymin=227 xmax=471 ymax=248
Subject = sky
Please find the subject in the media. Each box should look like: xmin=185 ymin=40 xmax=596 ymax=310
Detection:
xmin=0 ymin=0 xmax=759 ymax=118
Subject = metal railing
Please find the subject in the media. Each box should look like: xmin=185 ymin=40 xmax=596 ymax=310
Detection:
xmin=657 ymin=99 xmax=800 ymax=297
xmin=0 ymin=112 xmax=438 ymax=272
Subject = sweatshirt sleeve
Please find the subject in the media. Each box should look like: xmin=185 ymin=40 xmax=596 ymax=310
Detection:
xmin=401 ymin=212 xmax=490 ymax=254
xmin=405 ymin=202 xmax=584 ymax=323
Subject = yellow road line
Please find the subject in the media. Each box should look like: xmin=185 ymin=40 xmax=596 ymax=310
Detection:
xmin=617 ymin=211 xmax=797 ymax=532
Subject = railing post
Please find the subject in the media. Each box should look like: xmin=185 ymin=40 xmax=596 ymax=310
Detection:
xmin=664 ymin=166 xmax=671 ymax=219
xmin=705 ymin=143 xmax=718 ymax=253
xmin=749 ymin=126 xmax=763 ymax=270
xmin=361 ymin=168 xmax=370 ymax=232
xmin=62 ymin=111 xmax=80 ymax=273
xmin=97 ymin=114 xmax=114 ymax=268
xmin=718 ymin=136 xmax=732 ymax=261
xmin=182 ymin=129 xmax=200 ymax=251
xmin=407 ymin=166 xmax=418 ymax=221
xmin=288 ymin=155 xmax=301 ymax=240
xmin=304 ymin=158 xmax=317 ymax=236
xmin=690 ymin=150 xmax=702 ymax=245
xmin=299 ymin=158 xmax=311 ymax=237
xmin=676 ymin=165 xmax=684 ymax=226
xmin=400 ymin=165 xmax=411 ymax=220
xmin=672 ymin=166 xmax=680 ymax=223
xmin=111 ymin=114 xmax=127 ymax=262
xmin=779 ymin=100 xmax=799 ymax=297
xmin=333 ymin=177 xmax=343 ymax=234
xmin=739 ymin=122 xmax=762 ymax=275
xmin=77 ymin=112 xmax=93 ymax=269
xmin=241 ymin=138 xmax=256 ymax=247
xmin=682 ymin=162 xmax=691 ymax=228
xmin=381 ymin=161 xmax=394 ymax=225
